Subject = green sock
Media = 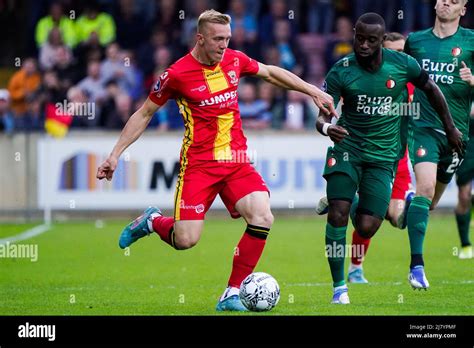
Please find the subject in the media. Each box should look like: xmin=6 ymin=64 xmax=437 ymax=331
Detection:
xmin=455 ymin=211 xmax=472 ymax=247
xmin=407 ymin=196 xmax=431 ymax=267
xmin=350 ymin=193 xmax=359 ymax=227
xmin=325 ymin=223 xmax=347 ymax=287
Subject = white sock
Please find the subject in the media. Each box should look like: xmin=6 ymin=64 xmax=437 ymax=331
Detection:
xmin=334 ymin=284 xmax=348 ymax=292
xmin=219 ymin=286 xmax=240 ymax=301
xmin=348 ymin=263 xmax=362 ymax=273
xmin=334 ymin=285 xmax=347 ymax=293
xmin=147 ymin=213 xmax=161 ymax=232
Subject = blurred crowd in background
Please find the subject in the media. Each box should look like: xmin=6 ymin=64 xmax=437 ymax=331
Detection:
xmin=0 ymin=0 xmax=473 ymax=136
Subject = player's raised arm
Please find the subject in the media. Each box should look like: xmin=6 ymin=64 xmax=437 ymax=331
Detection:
xmin=96 ymin=97 xmax=159 ymax=181
xmin=413 ymin=71 xmax=464 ymax=154
xmin=255 ymin=62 xmax=337 ymax=116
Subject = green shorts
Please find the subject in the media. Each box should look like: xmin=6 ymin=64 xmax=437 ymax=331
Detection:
xmin=456 ymin=135 xmax=474 ymax=186
xmin=409 ymin=127 xmax=466 ymax=184
xmin=322 ymin=147 xmax=395 ymax=219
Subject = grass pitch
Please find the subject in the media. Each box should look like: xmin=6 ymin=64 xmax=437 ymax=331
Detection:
xmin=0 ymin=215 xmax=473 ymax=315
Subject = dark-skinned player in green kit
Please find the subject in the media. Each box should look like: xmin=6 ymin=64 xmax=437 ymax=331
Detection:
xmin=316 ymin=12 xmax=463 ymax=304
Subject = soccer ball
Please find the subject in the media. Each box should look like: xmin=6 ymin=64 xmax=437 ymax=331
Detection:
xmin=239 ymin=272 xmax=280 ymax=312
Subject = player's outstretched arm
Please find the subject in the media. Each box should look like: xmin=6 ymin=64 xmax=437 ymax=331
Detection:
xmin=416 ymin=76 xmax=464 ymax=154
xmin=96 ymin=97 xmax=159 ymax=181
xmin=255 ymin=62 xmax=337 ymax=116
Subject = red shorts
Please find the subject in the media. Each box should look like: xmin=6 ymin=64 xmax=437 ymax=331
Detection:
xmin=174 ymin=161 xmax=269 ymax=221
xmin=391 ymin=149 xmax=412 ymax=200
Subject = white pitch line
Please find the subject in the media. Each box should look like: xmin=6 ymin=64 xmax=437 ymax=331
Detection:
xmin=0 ymin=224 xmax=51 ymax=245
xmin=286 ymin=280 xmax=474 ymax=286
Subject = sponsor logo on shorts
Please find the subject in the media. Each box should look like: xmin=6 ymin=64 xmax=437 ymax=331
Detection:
xmin=451 ymin=47 xmax=462 ymax=57
xmin=416 ymin=147 xmax=427 ymax=157
xmin=327 ymin=157 xmax=337 ymax=167
xmin=386 ymin=79 xmax=396 ymax=89
xmin=180 ymin=201 xmax=205 ymax=214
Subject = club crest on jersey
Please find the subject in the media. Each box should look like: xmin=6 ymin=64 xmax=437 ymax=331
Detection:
xmin=227 ymin=70 xmax=238 ymax=85
xmin=322 ymin=80 xmax=328 ymax=92
xmin=416 ymin=147 xmax=427 ymax=158
xmin=451 ymin=47 xmax=462 ymax=57
xmin=327 ymin=157 xmax=337 ymax=167
xmin=386 ymin=79 xmax=396 ymax=89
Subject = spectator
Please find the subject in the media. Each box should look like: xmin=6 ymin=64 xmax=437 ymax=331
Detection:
xmin=239 ymin=82 xmax=271 ymax=130
xmin=181 ymin=0 xmax=214 ymax=47
xmin=77 ymin=60 xmax=107 ymax=104
xmin=66 ymin=86 xmax=90 ymax=128
xmin=7 ymin=58 xmax=42 ymax=117
xmin=0 ymin=89 xmax=14 ymax=134
xmin=273 ymin=19 xmax=306 ymax=77
xmin=121 ymin=49 xmax=144 ymax=101
xmin=75 ymin=0 xmax=116 ymax=47
xmin=144 ymin=46 xmax=173 ymax=92
xmin=307 ymin=0 xmax=335 ymax=35
xmin=257 ymin=81 xmax=285 ymax=129
xmin=259 ymin=0 xmax=298 ymax=45
xmin=113 ymin=0 xmax=148 ymax=50
xmin=262 ymin=45 xmax=281 ymax=67
xmin=137 ymin=27 xmax=180 ymax=77
xmin=284 ymin=90 xmax=313 ymax=130
xmin=100 ymin=43 xmax=135 ymax=94
xmin=228 ymin=26 xmax=261 ymax=61
xmin=325 ymin=16 xmax=353 ymax=69
xmin=35 ymin=1 xmax=77 ymax=48
xmin=152 ymin=0 xmax=182 ymax=46
xmin=39 ymin=27 xmax=73 ymax=70
xmin=53 ymin=46 xmax=80 ymax=92
xmin=41 ymin=70 xmax=68 ymax=106
xmin=105 ymin=93 xmax=132 ymax=129
xmin=228 ymin=0 xmax=258 ymax=43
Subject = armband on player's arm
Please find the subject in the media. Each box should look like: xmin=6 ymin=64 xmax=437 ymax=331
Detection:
xmin=411 ymin=69 xmax=429 ymax=89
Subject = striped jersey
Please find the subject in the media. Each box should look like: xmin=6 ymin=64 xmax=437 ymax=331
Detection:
xmin=405 ymin=26 xmax=474 ymax=139
xmin=148 ymin=48 xmax=260 ymax=163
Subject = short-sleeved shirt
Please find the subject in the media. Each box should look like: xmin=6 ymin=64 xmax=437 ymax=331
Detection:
xmin=405 ymin=27 xmax=474 ymax=139
xmin=149 ymin=49 xmax=259 ymax=164
xmin=323 ymin=48 xmax=422 ymax=162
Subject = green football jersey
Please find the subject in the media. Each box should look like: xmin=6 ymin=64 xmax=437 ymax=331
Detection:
xmin=324 ymin=48 xmax=422 ymax=162
xmin=405 ymin=27 xmax=474 ymax=139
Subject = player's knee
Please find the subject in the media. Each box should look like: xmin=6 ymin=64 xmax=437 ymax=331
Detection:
xmin=328 ymin=206 xmax=350 ymax=227
xmin=174 ymin=233 xmax=199 ymax=250
xmin=457 ymin=190 xmax=471 ymax=211
xmin=416 ymin=184 xmax=435 ymax=200
xmin=248 ymin=211 xmax=274 ymax=228
xmin=356 ymin=219 xmax=380 ymax=239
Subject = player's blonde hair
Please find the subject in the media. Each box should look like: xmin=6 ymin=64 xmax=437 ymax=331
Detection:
xmin=197 ymin=9 xmax=231 ymax=33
